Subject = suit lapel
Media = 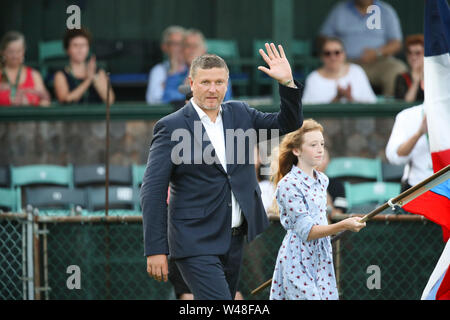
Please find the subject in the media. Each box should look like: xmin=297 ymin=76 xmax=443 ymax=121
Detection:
xmin=183 ymin=102 xmax=226 ymax=175
xmin=183 ymin=102 xmax=203 ymax=150
xmin=221 ymin=104 xmax=236 ymax=174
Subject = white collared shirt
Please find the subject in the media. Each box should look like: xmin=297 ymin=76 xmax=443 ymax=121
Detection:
xmin=191 ymin=98 xmax=244 ymax=228
xmin=385 ymin=104 xmax=433 ymax=186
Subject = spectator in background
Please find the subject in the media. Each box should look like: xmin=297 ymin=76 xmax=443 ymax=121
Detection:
xmin=394 ymin=34 xmax=424 ymax=103
xmin=146 ymin=26 xmax=186 ymax=104
xmin=319 ymin=0 xmax=407 ymax=97
xmin=386 ymin=79 xmax=433 ymax=192
xmin=316 ymin=148 xmax=348 ymax=216
xmin=162 ymin=29 xmax=232 ymax=108
xmin=254 ymin=145 xmax=276 ymax=213
xmin=0 ymin=31 xmax=50 ymax=106
xmin=302 ymin=37 xmax=376 ymax=104
xmin=54 ymin=28 xmax=115 ymax=104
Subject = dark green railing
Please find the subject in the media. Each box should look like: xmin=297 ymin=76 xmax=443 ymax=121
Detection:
xmin=0 ymin=101 xmax=417 ymax=122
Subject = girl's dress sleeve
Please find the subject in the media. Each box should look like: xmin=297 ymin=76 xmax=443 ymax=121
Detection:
xmin=276 ymin=180 xmax=315 ymax=242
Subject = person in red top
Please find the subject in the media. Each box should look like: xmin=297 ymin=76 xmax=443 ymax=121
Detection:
xmin=0 ymin=31 xmax=50 ymax=106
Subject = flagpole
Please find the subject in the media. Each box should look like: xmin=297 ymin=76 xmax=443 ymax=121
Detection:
xmin=359 ymin=164 xmax=449 ymax=223
xmin=251 ymin=164 xmax=449 ymax=296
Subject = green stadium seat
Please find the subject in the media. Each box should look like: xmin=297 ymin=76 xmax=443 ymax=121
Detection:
xmin=326 ymin=157 xmax=383 ymax=182
xmin=206 ymin=39 xmax=250 ymax=96
xmin=345 ymin=181 xmax=401 ymax=211
xmin=85 ymin=186 xmax=139 ymax=215
xmin=73 ymin=164 xmax=132 ymax=187
xmin=38 ymin=40 xmax=67 ymax=83
xmin=39 ymin=40 xmax=66 ymax=62
xmin=382 ymin=162 xmax=405 ymax=183
xmin=25 ymin=187 xmax=87 ymax=216
xmin=0 ymin=187 xmax=20 ymax=212
xmin=131 ymin=164 xmax=146 ymax=211
xmin=11 ymin=164 xmax=74 ymax=212
xmin=206 ymin=39 xmax=240 ymax=59
xmin=0 ymin=166 xmax=10 ymax=187
xmin=131 ymin=164 xmax=146 ymax=188
xmin=11 ymin=164 xmax=74 ymax=188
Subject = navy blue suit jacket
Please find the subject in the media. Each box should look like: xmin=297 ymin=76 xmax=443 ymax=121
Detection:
xmin=141 ymin=82 xmax=303 ymax=258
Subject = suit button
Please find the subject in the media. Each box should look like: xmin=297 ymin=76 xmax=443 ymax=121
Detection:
xmin=227 ymin=175 xmax=231 ymax=180
xmin=228 ymin=202 xmax=232 ymax=207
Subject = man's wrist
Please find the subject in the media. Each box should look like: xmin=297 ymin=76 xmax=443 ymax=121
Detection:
xmin=280 ymin=78 xmax=297 ymax=88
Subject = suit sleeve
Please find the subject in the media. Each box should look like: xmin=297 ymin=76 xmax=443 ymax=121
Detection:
xmin=245 ymin=81 xmax=304 ymax=138
xmin=141 ymin=120 xmax=174 ymax=256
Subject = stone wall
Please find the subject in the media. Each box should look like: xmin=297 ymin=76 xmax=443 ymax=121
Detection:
xmin=0 ymin=117 xmax=395 ymax=166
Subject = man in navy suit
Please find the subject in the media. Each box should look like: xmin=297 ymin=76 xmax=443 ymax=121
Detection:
xmin=141 ymin=43 xmax=303 ymax=299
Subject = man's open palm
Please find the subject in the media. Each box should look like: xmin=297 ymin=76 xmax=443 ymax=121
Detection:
xmin=258 ymin=43 xmax=293 ymax=85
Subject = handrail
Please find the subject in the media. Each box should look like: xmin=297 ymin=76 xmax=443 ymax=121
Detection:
xmin=267 ymin=212 xmax=427 ymax=222
xmin=1 ymin=211 xmax=427 ymax=224
xmin=0 ymin=101 xmax=417 ymax=122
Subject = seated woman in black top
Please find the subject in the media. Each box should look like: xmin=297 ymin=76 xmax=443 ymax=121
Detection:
xmin=54 ymin=28 xmax=115 ymax=104
xmin=394 ymin=34 xmax=424 ymax=103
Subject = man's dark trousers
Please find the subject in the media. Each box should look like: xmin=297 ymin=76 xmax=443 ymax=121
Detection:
xmin=175 ymin=230 xmax=245 ymax=300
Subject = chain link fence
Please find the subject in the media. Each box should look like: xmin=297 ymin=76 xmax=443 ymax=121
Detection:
xmin=0 ymin=213 xmax=27 ymax=300
xmin=0 ymin=211 xmax=445 ymax=300
xmin=244 ymin=215 xmax=445 ymax=300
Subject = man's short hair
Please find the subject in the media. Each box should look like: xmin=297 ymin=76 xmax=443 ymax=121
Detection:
xmin=184 ymin=29 xmax=205 ymax=44
xmin=189 ymin=54 xmax=229 ymax=78
xmin=161 ymin=25 xmax=185 ymax=44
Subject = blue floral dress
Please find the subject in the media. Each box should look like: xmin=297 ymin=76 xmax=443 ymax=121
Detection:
xmin=270 ymin=165 xmax=339 ymax=300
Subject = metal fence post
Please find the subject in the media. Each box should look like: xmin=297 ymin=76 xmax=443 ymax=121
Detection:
xmin=26 ymin=205 xmax=34 ymax=300
xmin=22 ymin=217 xmax=27 ymax=300
xmin=33 ymin=208 xmax=41 ymax=300
xmin=42 ymin=222 xmax=50 ymax=300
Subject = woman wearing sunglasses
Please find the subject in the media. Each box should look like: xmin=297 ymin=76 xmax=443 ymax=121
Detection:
xmin=302 ymin=37 xmax=376 ymax=104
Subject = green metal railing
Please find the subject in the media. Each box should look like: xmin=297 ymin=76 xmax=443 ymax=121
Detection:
xmin=0 ymin=101 xmax=417 ymax=122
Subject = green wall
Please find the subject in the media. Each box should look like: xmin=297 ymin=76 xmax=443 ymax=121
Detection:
xmin=1 ymin=0 xmax=428 ymax=73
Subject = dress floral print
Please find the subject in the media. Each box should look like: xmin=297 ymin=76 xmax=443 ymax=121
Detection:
xmin=270 ymin=165 xmax=339 ymax=300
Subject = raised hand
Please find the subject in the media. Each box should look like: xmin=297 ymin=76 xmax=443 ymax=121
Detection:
xmin=344 ymin=83 xmax=353 ymax=101
xmin=258 ymin=43 xmax=294 ymax=86
xmin=86 ymin=55 xmax=97 ymax=80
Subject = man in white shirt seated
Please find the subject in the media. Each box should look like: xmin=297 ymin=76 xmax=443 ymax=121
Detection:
xmin=385 ymin=80 xmax=433 ymax=191
xmin=146 ymin=26 xmax=186 ymax=104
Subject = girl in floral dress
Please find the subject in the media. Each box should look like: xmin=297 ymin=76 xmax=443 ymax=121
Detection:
xmin=270 ymin=119 xmax=366 ymax=300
